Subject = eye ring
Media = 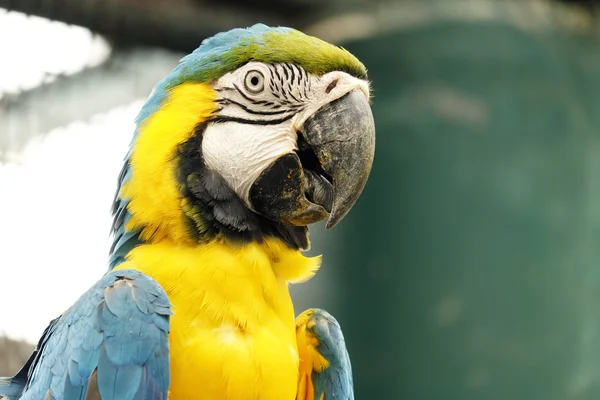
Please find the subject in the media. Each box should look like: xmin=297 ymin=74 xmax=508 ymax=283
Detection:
xmin=244 ymin=70 xmax=265 ymax=94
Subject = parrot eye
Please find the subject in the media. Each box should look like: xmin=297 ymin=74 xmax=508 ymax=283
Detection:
xmin=244 ymin=70 xmax=265 ymax=94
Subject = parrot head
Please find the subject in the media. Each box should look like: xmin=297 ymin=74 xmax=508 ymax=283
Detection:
xmin=110 ymin=24 xmax=375 ymax=267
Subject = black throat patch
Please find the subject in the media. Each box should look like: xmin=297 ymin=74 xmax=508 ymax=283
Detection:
xmin=177 ymin=122 xmax=309 ymax=250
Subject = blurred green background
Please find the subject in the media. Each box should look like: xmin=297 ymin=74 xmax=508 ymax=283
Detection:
xmin=2 ymin=0 xmax=600 ymax=399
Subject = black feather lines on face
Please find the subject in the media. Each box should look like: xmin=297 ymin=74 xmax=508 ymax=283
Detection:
xmin=212 ymin=64 xmax=313 ymax=130
xmin=176 ymin=122 xmax=309 ymax=250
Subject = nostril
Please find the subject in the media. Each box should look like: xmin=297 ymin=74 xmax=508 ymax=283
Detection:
xmin=325 ymin=79 xmax=338 ymax=94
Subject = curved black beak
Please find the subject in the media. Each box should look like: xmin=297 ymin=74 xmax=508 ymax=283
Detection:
xmin=249 ymin=87 xmax=375 ymax=230
xmin=301 ymin=88 xmax=375 ymax=228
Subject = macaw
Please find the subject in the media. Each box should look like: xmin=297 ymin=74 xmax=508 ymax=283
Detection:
xmin=0 ymin=24 xmax=375 ymax=400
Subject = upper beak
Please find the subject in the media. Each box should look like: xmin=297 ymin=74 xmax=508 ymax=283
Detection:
xmin=301 ymin=87 xmax=375 ymax=228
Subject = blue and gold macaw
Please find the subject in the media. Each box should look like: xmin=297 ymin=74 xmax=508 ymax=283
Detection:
xmin=0 ymin=24 xmax=374 ymax=400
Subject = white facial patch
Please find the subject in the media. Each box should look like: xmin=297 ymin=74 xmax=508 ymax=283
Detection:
xmin=202 ymin=121 xmax=297 ymax=206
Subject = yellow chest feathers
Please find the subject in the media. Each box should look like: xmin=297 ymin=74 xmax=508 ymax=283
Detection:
xmin=115 ymin=238 xmax=321 ymax=400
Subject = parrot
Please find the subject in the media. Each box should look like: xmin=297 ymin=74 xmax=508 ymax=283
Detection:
xmin=0 ymin=23 xmax=375 ymax=400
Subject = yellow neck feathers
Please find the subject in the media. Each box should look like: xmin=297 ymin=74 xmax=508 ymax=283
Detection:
xmin=120 ymin=83 xmax=218 ymax=245
xmin=117 ymin=238 xmax=321 ymax=314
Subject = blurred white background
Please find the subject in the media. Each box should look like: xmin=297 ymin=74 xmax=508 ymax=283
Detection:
xmin=0 ymin=8 xmax=145 ymax=342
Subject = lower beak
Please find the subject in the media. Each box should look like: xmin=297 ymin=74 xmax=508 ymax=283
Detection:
xmin=249 ymin=87 xmax=375 ymax=230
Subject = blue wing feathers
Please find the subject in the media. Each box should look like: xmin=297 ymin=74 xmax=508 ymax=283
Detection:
xmin=97 ymin=346 xmax=143 ymax=400
xmin=0 ymin=269 xmax=171 ymax=400
xmin=0 ymin=348 xmax=36 ymax=400
xmin=306 ymin=309 xmax=354 ymax=400
xmin=0 ymin=377 xmax=24 ymax=400
xmin=62 ymin=365 xmax=88 ymax=400
xmin=134 ymin=368 xmax=168 ymax=400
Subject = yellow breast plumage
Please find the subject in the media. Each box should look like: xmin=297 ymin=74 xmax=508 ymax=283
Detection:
xmin=115 ymin=239 xmax=320 ymax=399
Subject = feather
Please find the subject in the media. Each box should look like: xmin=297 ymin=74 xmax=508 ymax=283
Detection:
xmin=296 ymin=309 xmax=354 ymax=400
xmin=0 ymin=270 xmax=171 ymax=400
